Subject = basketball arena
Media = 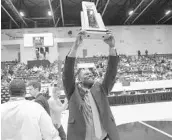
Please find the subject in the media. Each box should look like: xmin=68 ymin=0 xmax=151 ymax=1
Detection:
xmin=1 ymin=0 xmax=172 ymax=140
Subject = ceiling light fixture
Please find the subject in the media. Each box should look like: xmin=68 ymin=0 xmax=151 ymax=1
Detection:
xmin=129 ymin=10 xmax=134 ymax=16
xmin=48 ymin=11 xmax=52 ymax=16
xmin=165 ymin=10 xmax=171 ymax=15
xmin=19 ymin=11 xmax=24 ymax=17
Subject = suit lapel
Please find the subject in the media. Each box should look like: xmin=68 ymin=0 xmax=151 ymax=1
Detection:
xmin=74 ymin=84 xmax=85 ymax=111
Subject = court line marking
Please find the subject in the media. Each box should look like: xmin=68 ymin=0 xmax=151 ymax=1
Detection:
xmin=139 ymin=121 xmax=172 ymax=138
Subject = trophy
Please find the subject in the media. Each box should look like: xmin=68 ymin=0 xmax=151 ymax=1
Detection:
xmin=81 ymin=1 xmax=109 ymax=39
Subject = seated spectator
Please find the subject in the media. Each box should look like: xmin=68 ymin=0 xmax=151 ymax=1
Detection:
xmin=145 ymin=50 xmax=148 ymax=56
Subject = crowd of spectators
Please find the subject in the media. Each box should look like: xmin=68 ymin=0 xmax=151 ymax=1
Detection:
xmin=94 ymin=54 xmax=172 ymax=83
xmin=1 ymin=54 xmax=172 ymax=98
xmin=1 ymin=60 xmax=63 ymax=89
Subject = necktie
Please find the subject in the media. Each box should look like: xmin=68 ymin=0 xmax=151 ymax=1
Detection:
xmin=87 ymin=91 xmax=102 ymax=139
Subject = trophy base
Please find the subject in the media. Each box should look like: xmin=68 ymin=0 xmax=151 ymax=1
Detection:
xmin=84 ymin=30 xmax=109 ymax=39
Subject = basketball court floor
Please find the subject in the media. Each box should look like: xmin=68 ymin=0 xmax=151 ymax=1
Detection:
xmin=61 ymin=101 xmax=172 ymax=140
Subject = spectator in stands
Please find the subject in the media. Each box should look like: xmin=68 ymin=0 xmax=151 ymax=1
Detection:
xmin=138 ymin=50 xmax=141 ymax=58
xmin=36 ymin=48 xmax=39 ymax=60
xmin=1 ymin=79 xmax=61 ymax=140
xmin=48 ymin=86 xmax=68 ymax=140
xmin=28 ymin=80 xmax=50 ymax=115
xmin=145 ymin=49 xmax=148 ymax=56
xmin=63 ymin=31 xmax=120 ymax=140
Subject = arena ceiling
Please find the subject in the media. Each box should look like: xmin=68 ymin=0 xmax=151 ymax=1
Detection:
xmin=1 ymin=0 xmax=172 ymax=29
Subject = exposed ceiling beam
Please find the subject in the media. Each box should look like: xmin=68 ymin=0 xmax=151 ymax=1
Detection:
xmin=5 ymin=0 xmax=28 ymax=26
xmin=156 ymin=15 xmax=166 ymax=23
xmin=48 ymin=0 xmax=55 ymax=26
xmin=55 ymin=18 xmax=61 ymax=27
xmin=1 ymin=5 xmax=20 ymax=28
xmin=30 ymin=17 xmax=52 ymax=20
xmin=59 ymin=0 xmax=64 ymax=26
xmin=96 ymin=0 xmax=100 ymax=7
xmin=54 ymin=5 xmax=60 ymax=15
xmin=162 ymin=15 xmax=172 ymax=24
xmin=23 ymin=17 xmax=35 ymax=22
xmin=132 ymin=0 xmax=155 ymax=24
xmin=102 ymin=0 xmax=110 ymax=17
xmin=123 ymin=0 xmax=144 ymax=24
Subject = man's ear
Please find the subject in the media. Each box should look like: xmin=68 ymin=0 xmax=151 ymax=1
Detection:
xmin=77 ymin=69 xmax=83 ymax=81
xmin=77 ymin=75 xmax=82 ymax=83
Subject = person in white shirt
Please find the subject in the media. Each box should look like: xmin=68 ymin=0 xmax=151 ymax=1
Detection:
xmin=48 ymin=86 xmax=68 ymax=140
xmin=1 ymin=79 xmax=61 ymax=140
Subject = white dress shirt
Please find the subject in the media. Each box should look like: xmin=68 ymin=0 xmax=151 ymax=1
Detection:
xmin=1 ymin=98 xmax=61 ymax=140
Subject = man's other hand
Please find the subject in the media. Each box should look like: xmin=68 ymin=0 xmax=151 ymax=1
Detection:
xmin=103 ymin=34 xmax=115 ymax=48
xmin=74 ymin=31 xmax=86 ymax=49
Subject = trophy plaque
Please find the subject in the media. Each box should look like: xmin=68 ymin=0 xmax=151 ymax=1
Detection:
xmin=81 ymin=1 xmax=109 ymax=39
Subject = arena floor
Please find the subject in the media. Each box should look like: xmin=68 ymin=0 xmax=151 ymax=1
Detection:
xmin=118 ymin=121 xmax=172 ymax=140
xmin=61 ymin=101 xmax=172 ymax=140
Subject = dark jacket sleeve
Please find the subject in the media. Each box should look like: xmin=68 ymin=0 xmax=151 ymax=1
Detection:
xmin=102 ymin=56 xmax=119 ymax=95
xmin=62 ymin=56 xmax=76 ymax=100
xmin=35 ymin=96 xmax=50 ymax=115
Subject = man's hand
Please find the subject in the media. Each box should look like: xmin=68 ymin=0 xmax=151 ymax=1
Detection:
xmin=104 ymin=33 xmax=117 ymax=56
xmin=73 ymin=31 xmax=86 ymax=49
xmin=68 ymin=31 xmax=86 ymax=57
xmin=103 ymin=33 xmax=115 ymax=48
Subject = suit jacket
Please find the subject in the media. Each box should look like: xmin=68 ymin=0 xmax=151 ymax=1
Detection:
xmin=62 ymin=56 xmax=120 ymax=140
xmin=35 ymin=94 xmax=50 ymax=115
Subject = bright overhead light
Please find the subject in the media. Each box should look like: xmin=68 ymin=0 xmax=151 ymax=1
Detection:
xmin=48 ymin=11 xmax=52 ymax=16
xmin=129 ymin=10 xmax=134 ymax=16
xmin=165 ymin=10 xmax=171 ymax=15
xmin=19 ymin=11 xmax=24 ymax=17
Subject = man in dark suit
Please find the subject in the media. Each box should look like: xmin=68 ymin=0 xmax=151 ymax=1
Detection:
xmin=28 ymin=80 xmax=50 ymax=115
xmin=63 ymin=31 xmax=120 ymax=140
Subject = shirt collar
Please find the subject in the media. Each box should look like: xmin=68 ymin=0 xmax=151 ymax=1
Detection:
xmin=10 ymin=97 xmax=25 ymax=101
xmin=35 ymin=93 xmax=42 ymax=98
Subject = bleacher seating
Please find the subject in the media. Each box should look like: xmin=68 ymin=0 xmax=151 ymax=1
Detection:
xmin=1 ymin=53 xmax=172 ymax=104
xmin=1 ymin=86 xmax=10 ymax=104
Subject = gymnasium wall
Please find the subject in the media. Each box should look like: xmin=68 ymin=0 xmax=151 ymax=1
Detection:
xmin=1 ymin=25 xmax=172 ymax=62
xmin=79 ymin=25 xmax=172 ymax=56
xmin=1 ymin=45 xmax=20 ymax=61
xmin=19 ymin=45 xmax=58 ymax=64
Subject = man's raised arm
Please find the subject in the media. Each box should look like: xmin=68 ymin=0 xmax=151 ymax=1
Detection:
xmin=102 ymin=34 xmax=119 ymax=95
xmin=62 ymin=31 xmax=85 ymax=100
